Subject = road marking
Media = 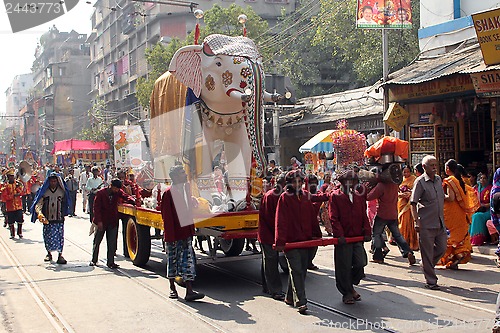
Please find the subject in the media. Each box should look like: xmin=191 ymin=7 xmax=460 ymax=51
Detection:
xmin=0 ymin=235 xmax=75 ymax=333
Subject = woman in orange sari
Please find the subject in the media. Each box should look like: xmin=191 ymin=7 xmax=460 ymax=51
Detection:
xmin=438 ymin=160 xmax=480 ymax=270
xmin=398 ymin=166 xmax=419 ymax=251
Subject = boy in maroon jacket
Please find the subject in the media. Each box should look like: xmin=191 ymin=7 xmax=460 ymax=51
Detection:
xmin=91 ymin=179 xmax=135 ymax=269
xmin=329 ymin=170 xmax=371 ymax=304
xmin=259 ymin=172 xmax=286 ymax=300
xmin=161 ymin=165 xmax=204 ymax=302
xmin=275 ymin=170 xmax=328 ymax=314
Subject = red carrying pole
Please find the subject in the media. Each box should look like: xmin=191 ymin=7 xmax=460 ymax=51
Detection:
xmin=278 ymin=236 xmax=365 ymax=251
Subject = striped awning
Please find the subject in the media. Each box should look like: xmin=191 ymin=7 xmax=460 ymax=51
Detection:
xmin=299 ymin=130 xmax=335 ymax=153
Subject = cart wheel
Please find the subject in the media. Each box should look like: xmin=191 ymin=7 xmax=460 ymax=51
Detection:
xmin=126 ymin=218 xmax=151 ymax=266
xmin=278 ymin=253 xmax=289 ymax=273
xmin=219 ymin=238 xmax=245 ymax=257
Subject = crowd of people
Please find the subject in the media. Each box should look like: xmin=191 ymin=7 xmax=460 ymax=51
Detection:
xmin=4 ymin=155 xmax=500 ymax=313
xmin=258 ymin=154 xmax=500 ymax=315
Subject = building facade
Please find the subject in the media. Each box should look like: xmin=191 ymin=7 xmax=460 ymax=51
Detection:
xmin=28 ymin=26 xmax=91 ymax=162
xmin=4 ymin=73 xmax=33 ymax=155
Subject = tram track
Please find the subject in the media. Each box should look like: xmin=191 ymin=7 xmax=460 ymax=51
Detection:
xmin=5 ymin=227 xmax=492 ymax=333
xmin=0 ymin=232 xmax=75 ymax=333
xmin=202 ymin=262 xmax=400 ymax=333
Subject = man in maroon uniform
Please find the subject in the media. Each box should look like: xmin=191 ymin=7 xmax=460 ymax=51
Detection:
xmin=274 ymin=170 xmax=327 ymax=314
xmin=329 ymin=170 xmax=371 ymax=304
xmin=258 ymin=172 xmax=286 ymax=301
xmin=90 ymin=179 xmax=135 ymax=268
xmin=161 ymin=165 xmax=204 ymax=302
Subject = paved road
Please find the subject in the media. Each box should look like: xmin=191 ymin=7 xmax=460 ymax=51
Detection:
xmin=0 ymin=194 xmax=499 ymax=332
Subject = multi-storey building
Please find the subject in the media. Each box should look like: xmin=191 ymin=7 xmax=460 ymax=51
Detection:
xmin=87 ymin=0 xmax=298 ymax=124
xmin=28 ymin=25 xmax=91 ymax=162
xmin=4 ymin=73 xmax=33 ymax=154
xmin=419 ymin=0 xmax=499 ymax=55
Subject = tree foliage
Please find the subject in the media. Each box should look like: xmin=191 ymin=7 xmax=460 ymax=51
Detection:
xmin=78 ymin=99 xmax=116 ymax=148
xmin=136 ymin=38 xmax=185 ymax=109
xmin=312 ymin=0 xmax=420 ymax=86
xmin=196 ymin=4 xmax=269 ymax=46
xmin=136 ymin=4 xmax=270 ymax=109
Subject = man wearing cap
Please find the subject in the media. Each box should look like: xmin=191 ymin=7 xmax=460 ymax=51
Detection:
xmin=329 ymin=170 xmax=371 ymax=304
xmin=274 ymin=170 xmax=328 ymax=314
xmin=90 ymin=178 xmax=135 ymax=268
xmin=86 ymin=166 xmax=104 ymax=223
xmin=30 ymin=172 xmax=71 ymax=264
xmin=2 ymin=169 xmax=25 ymax=239
xmin=161 ymin=165 xmax=204 ymax=302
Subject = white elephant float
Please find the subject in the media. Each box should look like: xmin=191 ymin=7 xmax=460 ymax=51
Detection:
xmin=149 ymin=34 xmax=278 ymax=206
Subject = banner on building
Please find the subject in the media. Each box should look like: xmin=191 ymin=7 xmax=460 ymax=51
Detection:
xmin=356 ymin=0 xmax=413 ymax=29
xmin=114 ymin=125 xmax=146 ymax=170
xmin=472 ymin=8 xmax=500 ymax=65
xmin=470 ymin=70 xmax=500 ymax=97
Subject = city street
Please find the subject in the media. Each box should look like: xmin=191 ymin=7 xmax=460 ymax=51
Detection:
xmin=0 ymin=194 xmax=499 ymax=333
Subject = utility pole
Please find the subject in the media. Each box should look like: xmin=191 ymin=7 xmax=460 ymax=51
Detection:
xmin=273 ymin=102 xmax=280 ymax=166
xmin=382 ymin=28 xmax=390 ymax=136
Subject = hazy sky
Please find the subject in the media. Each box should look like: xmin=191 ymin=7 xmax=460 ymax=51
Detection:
xmin=0 ymin=1 xmax=95 ymax=116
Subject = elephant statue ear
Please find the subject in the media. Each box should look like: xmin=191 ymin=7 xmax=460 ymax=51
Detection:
xmin=169 ymin=45 xmax=203 ymax=98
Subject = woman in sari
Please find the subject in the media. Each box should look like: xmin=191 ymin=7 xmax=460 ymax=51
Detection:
xmin=438 ymin=160 xmax=479 ymax=269
xmin=470 ymin=173 xmax=492 ymax=245
xmin=397 ymin=166 xmax=419 ymax=251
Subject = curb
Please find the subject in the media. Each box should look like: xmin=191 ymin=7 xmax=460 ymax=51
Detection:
xmin=472 ymin=245 xmax=498 ymax=256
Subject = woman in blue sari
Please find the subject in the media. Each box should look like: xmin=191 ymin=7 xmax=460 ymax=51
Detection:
xmin=470 ymin=173 xmax=492 ymax=245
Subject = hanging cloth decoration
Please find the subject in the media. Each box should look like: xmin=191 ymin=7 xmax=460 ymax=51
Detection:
xmin=193 ymin=9 xmax=204 ymax=45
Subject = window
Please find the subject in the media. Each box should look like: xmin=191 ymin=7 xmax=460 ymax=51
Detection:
xmin=59 ymin=67 xmax=66 ymax=76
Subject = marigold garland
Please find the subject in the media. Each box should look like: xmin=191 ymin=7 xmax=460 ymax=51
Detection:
xmin=331 ymin=121 xmax=366 ymax=167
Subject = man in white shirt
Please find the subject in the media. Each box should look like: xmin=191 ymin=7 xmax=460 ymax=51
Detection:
xmin=79 ymin=165 xmax=91 ymax=213
xmin=86 ymin=166 xmax=104 ymax=223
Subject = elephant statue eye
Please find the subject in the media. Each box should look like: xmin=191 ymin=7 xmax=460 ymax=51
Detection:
xmin=216 ymin=61 xmax=222 ymax=67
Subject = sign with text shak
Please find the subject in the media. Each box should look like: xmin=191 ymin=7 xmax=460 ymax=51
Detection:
xmin=356 ymin=0 xmax=413 ymax=29
xmin=472 ymin=8 xmax=500 ymax=65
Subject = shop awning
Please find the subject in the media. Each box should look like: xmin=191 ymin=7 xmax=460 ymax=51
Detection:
xmin=283 ymin=87 xmax=383 ymax=128
xmin=51 ymin=139 xmax=111 ymax=155
xmin=299 ymin=130 xmax=334 ymax=153
xmin=386 ymin=43 xmax=500 ymax=85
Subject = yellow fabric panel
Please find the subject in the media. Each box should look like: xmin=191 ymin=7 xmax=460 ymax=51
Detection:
xmin=149 ymin=72 xmax=188 ymax=159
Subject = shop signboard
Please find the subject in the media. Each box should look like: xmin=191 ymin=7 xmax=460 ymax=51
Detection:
xmin=356 ymin=0 xmax=413 ymax=29
xmin=472 ymin=8 xmax=500 ymax=65
xmin=388 ymin=75 xmax=475 ymax=102
xmin=114 ymin=125 xmax=146 ymax=169
xmin=470 ymin=70 xmax=500 ymax=97
xmin=383 ymin=102 xmax=409 ymax=131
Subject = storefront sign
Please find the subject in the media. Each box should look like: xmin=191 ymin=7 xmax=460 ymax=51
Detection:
xmin=350 ymin=117 xmax=385 ymax=132
xmin=383 ymin=102 xmax=409 ymax=131
xmin=470 ymin=70 xmax=500 ymax=97
xmin=472 ymin=8 xmax=500 ymax=65
xmin=356 ymin=0 xmax=413 ymax=29
xmin=388 ymin=75 xmax=475 ymax=102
